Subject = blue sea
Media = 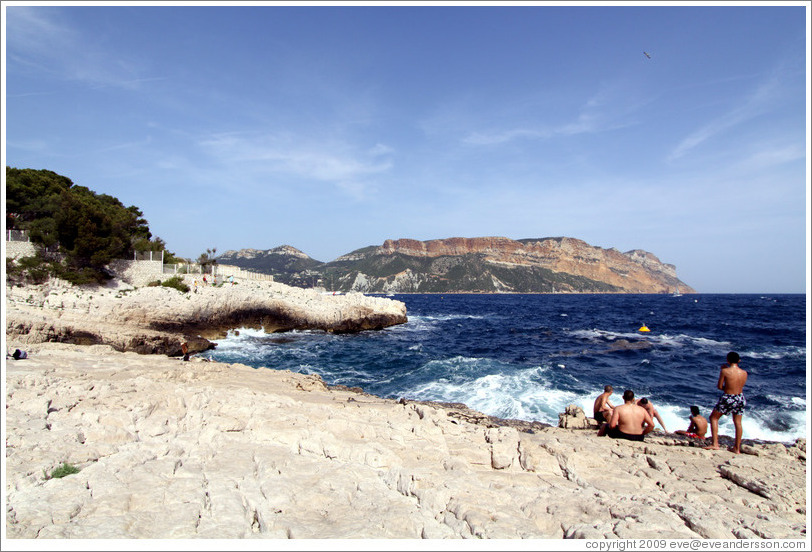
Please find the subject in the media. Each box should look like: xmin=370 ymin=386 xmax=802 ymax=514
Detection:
xmin=202 ymin=293 xmax=808 ymax=444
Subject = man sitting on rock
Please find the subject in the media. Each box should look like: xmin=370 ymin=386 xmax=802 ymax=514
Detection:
xmin=593 ymin=385 xmax=615 ymax=425
xmin=605 ymin=389 xmax=655 ymax=442
xmin=675 ymin=405 xmax=708 ymax=440
xmin=636 ymin=397 xmax=668 ymax=432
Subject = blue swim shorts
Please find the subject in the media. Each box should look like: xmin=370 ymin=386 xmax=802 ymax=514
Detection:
xmin=714 ymin=393 xmax=746 ymax=416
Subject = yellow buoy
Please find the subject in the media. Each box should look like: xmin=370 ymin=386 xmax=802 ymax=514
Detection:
xmin=638 ymin=324 xmax=651 ymax=332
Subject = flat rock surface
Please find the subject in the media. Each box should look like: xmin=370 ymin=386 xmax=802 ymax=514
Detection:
xmin=4 ymin=343 xmax=807 ymax=540
xmin=5 ymin=279 xmax=407 ymax=355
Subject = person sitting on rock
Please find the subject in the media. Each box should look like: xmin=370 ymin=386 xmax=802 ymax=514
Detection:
xmin=636 ymin=397 xmax=668 ymax=432
xmin=9 ymin=349 xmax=28 ymax=360
xmin=593 ymin=385 xmax=615 ymax=425
xmin=675 ymin=405 xmax=708 ymax=440
xmin=605 ymin=389 xmax=654 ymax=442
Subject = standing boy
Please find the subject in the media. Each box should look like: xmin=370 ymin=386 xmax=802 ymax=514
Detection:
xmin=704 ymin=352 xmax=748 ymax=454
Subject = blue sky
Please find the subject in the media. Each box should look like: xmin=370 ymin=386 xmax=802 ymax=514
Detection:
xmin=3 ymin=2 xmax=809 ymax=293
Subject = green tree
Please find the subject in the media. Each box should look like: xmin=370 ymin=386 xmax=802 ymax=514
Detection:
xmin=197 ymin=247 xmax=218 ymax=274
xmin=5 ymin=166 xmax=180 ymax=284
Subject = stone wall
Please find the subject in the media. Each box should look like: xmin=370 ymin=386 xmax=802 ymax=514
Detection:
xmin=5 ymin=239 xmax=272 ymax=287
xmin=4 ymin=240 xmax=37 ymax=260
xmin=213 ymin=263 xmax=274 ymax=283
xmin=108 ymin=259 xmax=165 ymax=287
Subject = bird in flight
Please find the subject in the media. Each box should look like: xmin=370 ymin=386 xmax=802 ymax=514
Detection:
xmin=643 ymin=51 xmax=651 ymax=59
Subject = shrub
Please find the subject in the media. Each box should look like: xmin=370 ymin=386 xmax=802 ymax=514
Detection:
xmin=15 ymin=254 xmax=53 ymax=285
xmin=161 ymin=275 xmax=190 ymax=293
xmin=47 ymin=462 xmax=80 ymax=479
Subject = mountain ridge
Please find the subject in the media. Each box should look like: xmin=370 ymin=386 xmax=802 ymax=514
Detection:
xmin=218 ymin=236 xmax=694 ymax=294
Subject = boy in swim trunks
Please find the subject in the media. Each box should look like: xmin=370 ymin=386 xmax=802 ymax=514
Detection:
xmin=675 ymin=405 xmax=708 ymax=439
xmin=593 ymin=385 xmax=615 ymax=424
xmin=704 ymin=352 xmax=748 ymax=454
xmin=593 ymin=385 xmax=615 ymax=436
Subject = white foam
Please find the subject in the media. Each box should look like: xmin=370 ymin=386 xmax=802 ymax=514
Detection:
xmin=407 ymin=363 xmax=579 ymax=424
xmin=743 ymin=346 xmax=807 ymax=360
xmin=568 ymin=328 xmax=732 ymax=350
xmin=410 ymin=371 xmax=808 ymax=443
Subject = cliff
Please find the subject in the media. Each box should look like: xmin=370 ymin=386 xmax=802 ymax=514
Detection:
xmin=219 ymin=236 xmax=694 ymax=294
xmin=5 ymin=278 xmax=408 ymax=355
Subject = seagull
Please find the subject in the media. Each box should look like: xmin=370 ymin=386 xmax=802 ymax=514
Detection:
xmin=643 ymin=51 xmax=651 ymax=59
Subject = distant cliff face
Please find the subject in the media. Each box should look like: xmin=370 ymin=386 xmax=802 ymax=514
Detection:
xmin=219 ymin=237 xmax=694 ymax=294
xmin=218 ymin=246 xmax=323 ymax=285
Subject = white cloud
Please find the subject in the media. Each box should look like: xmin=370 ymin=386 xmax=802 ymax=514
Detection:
xmin=668 ymin=73 xmax=784 ymax=162
xmin=737 ymin=143 xmax=806 ymax=172
xmin=196 ymin=131 xmax=392 ymax=196
xmin=463 ymin=128 xmax=546 ymax=146
xmin=6 ymin=6 xmax=156 ymax=90
xmin=461 ymin=85 xmax=636 ymax=147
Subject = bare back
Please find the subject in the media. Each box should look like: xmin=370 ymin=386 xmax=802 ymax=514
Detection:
xmin=690 ymin=415 xmax=708 ymax=438
xmin=718 ymin=363 xmax=748 ymax=395
xmin=611 ymin=403 xmax=653 ymax=435
xmin=593 ymin=392 xmax=612 ymax=416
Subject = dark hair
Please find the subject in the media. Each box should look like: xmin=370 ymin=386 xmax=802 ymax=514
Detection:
xmin=690 ymin=405 xmax=700 ymax=416
xmin=727 ymin=351 xmax=740 ymax=364
xmin=623 ymin=389 xmax=635 ymax=402
xmin=604 ymin=385 xmax=613 ymax=392
xmin=638 ymin=398 xmax=649 ymax=406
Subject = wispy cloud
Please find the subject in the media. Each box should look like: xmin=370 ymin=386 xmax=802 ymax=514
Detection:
xmin=463 ymin=128 xmax=547 ymax=146
xmin=6 ymin=7 xmax=159 ymax=90
xmin=196 ymin=132 xmax=393 ymax=198
xmin=736 ymin=142 xmax=807 ymax=172
xmin=667 ymin=73 xmax=785 ymax=162
xmin=462 ymin=86 xmax=636 ymax=146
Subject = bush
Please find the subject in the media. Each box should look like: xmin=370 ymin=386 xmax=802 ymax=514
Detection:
xmin=160 ymin=275 xmax=190 ymax=293
xmin=13 ymin=254 xmax=54 ymax=285
xmin=47 ymin=462 xmax=80 ymax=479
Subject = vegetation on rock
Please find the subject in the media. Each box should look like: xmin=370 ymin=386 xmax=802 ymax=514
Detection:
xmin=45 ymin=462 xmax=80 ymax=480
xmin=148 ymin=275 xmax=191 ymax=293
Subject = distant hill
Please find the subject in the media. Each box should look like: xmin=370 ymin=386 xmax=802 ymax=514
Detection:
xmin=217 ymin=236 xmax=695 ymax=294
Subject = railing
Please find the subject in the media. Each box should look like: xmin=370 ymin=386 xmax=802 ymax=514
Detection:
xmin=7 ymin=229 xmax=30 ymax=242
xmin=163 ymin=263 xmax=205 ymax=275
xmin=5 ymin=238 xmax=273 ymax=283
xmin=133 ymin=251 xmax=164 ymax=262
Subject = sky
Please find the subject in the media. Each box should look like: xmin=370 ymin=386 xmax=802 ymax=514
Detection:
xmin=2 ymin=1 xmax=809 ymax=293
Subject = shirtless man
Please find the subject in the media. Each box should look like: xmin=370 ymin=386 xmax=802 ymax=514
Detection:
xmin=607 ymin=389 xmax=655 ymax=442
xmin=593 ymin=385 xmax=615 ymax=424
xmin=637 ymin=397 xmax=667 ymax=433
xmin=704 ymin=352 xmax=748 ymax=453
xmin=675 ymin=405 xmax=708 ymax=439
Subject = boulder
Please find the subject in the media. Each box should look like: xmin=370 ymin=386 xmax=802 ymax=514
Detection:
xmin=558 ymin=404 xmax=597 ymax=430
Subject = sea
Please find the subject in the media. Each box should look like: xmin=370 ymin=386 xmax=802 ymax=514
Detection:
xmin=201 ymin=293 xmax=809 ymax=445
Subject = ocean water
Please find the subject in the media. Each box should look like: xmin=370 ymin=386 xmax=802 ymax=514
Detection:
xmin=202 ymin=293 xmax=808 ymax=444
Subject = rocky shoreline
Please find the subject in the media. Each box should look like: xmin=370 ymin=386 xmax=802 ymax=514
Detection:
xmin=3 ymin=280 xmax=808 ymax=541
xmin=5 ymin=278 xmax=408 ymax=356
